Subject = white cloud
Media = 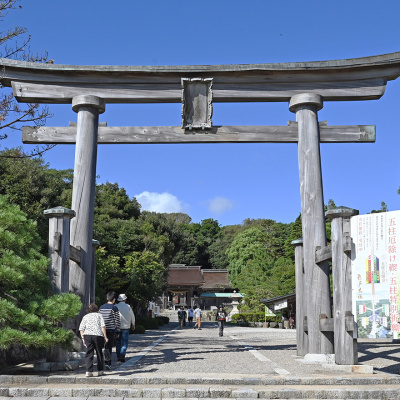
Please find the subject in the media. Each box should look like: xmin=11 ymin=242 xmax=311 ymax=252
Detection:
xmin=135 ymin=191 xmax=185 ymax=213
xmin=208 ymin=197 xmax=234 ymax=215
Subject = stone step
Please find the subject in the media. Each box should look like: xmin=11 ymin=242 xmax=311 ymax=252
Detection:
xmin=2 ymin=374 xmax=400 ymax=398
xmin=2 ymin=374 xmax=400 ymax=386
xmin=1 ymin=383 xmax=400 ymax=398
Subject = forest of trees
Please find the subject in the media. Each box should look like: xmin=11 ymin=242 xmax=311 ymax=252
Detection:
xmin=1 ymin=148 xmax=390 ymax=321
xmin=0 ymin=148 xmax=303 ymax=316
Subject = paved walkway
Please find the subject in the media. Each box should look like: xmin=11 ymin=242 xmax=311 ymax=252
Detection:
xmin=112 ymin=321 xmax=400 ymax=377
xmin=2 ymin=322 xmax=400 ymax=398
xmin=3 ymin=320 xmax=400 ymax=378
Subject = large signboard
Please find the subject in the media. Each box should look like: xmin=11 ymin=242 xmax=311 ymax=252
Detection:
xmin=351 ymin=211 xmax=400 ymax=339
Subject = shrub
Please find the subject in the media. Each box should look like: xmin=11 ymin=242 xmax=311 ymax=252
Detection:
xmin=132 ymin=325 xmax=145 ymax=334
xmin=155 ymin=316 xmax=169 ymax=325
xmin=231 ymin=314 xmax=242 ymax=322
xmin=136 ymin=317 xmax=160 ymax=330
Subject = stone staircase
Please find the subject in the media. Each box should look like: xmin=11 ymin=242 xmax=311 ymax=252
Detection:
xmin=2 ymin=374 xmax=400 ymax=398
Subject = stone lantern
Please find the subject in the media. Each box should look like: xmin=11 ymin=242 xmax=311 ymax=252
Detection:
xmin=229 ymin=291 xmax=242 ymax=317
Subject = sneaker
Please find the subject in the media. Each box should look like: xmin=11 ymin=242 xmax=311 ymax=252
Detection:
xmin=198 ymin=328 xmax=202 ymax=330
xmin=105 ymin=364 xmax=112 ymax=370
xmin=193 ymin=326 xmax=197 ymax=329
xmin=86 ymin=372 xmax=93 ymax=377
xmin=118 ymin=356 xmax=126 ymax=363
xmin=98 ymin=371 xmax=104 ymax=376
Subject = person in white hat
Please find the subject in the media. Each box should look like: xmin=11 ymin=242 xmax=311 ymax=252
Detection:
xmin=115 ymin=294 xmax=135 ymax=362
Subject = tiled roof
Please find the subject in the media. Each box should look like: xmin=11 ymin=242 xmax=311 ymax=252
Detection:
xmin=167 ymin=265 xmax=204 ymax=286
xmin=201 ymin=269 xmax=232 ymax=289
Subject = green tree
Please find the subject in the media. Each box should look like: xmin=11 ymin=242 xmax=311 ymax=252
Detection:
xmin=124 ymin=251 xmax=167 ymax=314
xmin=370 ymin=201 xmax=388 ymax=214
xmin=0 ymin=148 xmax=73 ymax=247
xmin=268 ymin=257 xmax=296 ymax=296
xmin=0 ymin=196 xmax=81 ymax=350
xmin=283 ymin=214 xmax=302 ymax=261
xmin=208 ymin=224 xmax=242 ymax=269
xmin=227 ymin=227 xmax=270 ymax=288
xmin=93 ymin=182 xmax=142 ymax=262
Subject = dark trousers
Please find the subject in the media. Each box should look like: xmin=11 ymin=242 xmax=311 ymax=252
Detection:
xmin=84 ymin=335 xmax=105 ymax=372
xmin=105 ymin=330 xmax=115 ymax=365
xmin=188 ymin=316 xmax=193 ymax=326
xmin=218 ymin=320 xmax=225 ymax=336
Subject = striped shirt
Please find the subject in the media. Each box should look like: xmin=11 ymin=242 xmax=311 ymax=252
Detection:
xmin=99 ymin=303 xmax=121 ymax=332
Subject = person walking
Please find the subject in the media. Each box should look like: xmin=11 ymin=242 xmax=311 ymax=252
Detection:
xmin=177 ymin=307 xmax=185 ymax=329
xmin=216 ymin=305 xmax=227 ymax=337
xmin=187 ymin=306 xmax=194 ymax=327
xmin=115 ymin=293 xmax=135 ymax=363
xmin=79 ymin=303 xmax=109 ymax=377
xmin=99 ymin=291 xmax=121 ymax=369
xmin=183 ymin=306 xmax=188 ymax=326
xmin=193 ymin=304 xmax=202 ymax=330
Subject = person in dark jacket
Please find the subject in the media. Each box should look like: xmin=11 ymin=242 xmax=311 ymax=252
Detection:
xmin=99 ymin=291 xmax=121 ymax=369
xmin=177 ymin=307 xmax=186 ymax=329
xmin=216 ymin=305 xmax=227 ymax=337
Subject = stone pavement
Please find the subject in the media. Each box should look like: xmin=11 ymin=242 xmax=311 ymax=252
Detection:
xmin=1 ymin=320 xmax=400 ymax=398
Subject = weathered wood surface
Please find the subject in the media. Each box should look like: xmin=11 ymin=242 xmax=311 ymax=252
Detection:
xmin=291 ymin=93 xmax=333 ymax=355
xmin=90 ymin=240 xmax=100 ymax=304
xmin=11 ymin=79 xmax=387 ymax=103
xmin=320 ymin=316 xmax=334 ymax=332
xmin=44 ymin=208 xmax=75 ymax=294
xmin=4 ymin=52 xmax=400 ymax=103
xmin=315 ymin=244 xmax=332 ymax=264
xmin=292 ymin=238 xmax=308 ymax=356
xmin=22 ymin=123 xmax=376 ymax=144
xmin=69 ymin=96 xmax=104 ymax=314
xmin=319 ymin=316 xmax=355 ymax=332
xmin=2 ymin=51 xmax=400 ymax=83
xmin=181 ymin=78 xmax=212 ymax=128
xmin=327 ymin=207 xmax=359 ymax=365
xmin=69 ymin=245 xmax=81 ymax=265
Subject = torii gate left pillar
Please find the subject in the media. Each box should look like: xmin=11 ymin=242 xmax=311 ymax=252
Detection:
xmin=69 ymin=95 xmax=105 ymax=310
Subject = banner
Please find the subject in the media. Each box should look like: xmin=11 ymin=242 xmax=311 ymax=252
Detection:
xmin=351 ymin=211 xmax=400 ymax=339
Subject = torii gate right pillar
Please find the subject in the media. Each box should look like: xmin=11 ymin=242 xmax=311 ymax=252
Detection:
xmin=289 ymin=93 xmax=334 ymax=356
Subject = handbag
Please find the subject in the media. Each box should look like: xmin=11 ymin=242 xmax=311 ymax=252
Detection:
xmin=103 ymin=345 xmax=111 ymax=362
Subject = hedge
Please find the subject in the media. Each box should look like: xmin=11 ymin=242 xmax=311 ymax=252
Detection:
xmin=132 ymin=324 xmax=146 ymax=334
xmin=155 ymin=316 xmax=169 ymax=325
xmin=231 ymin=313 xmax=281 ymax=323
xmin=136 ymin=316 xmax=160 ymax=330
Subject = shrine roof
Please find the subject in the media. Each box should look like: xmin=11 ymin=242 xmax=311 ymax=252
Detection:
xmin=201 ymin=269 xmax=232 ymax=289
xmin=167 ymin=265 xmax=204 ymax=286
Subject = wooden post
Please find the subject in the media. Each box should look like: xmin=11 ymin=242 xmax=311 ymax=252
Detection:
xmin=292 ymin=238 xmax=308 ymax=356
xmin=90 ymin=239 xmax=100 ymax=304
xmin=326 ymin=206 xmax=359 ymax=365
xmin=69 ymin=95 xmax=105 ymax=310
xmin=43 ymin=207 xmax=75 ymax=362
xmin=289 ymin=93 xmax=333 ymax=356
xmin=44 ymin=207 xmax=75 ymax=294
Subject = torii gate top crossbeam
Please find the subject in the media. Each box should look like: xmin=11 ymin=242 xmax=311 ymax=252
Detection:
xmin=2 ymin=52 xmax=400 ymax=103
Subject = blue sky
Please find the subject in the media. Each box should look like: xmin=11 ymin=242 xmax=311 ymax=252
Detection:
xmin=3 ymin=0 xmax=400 ymax=226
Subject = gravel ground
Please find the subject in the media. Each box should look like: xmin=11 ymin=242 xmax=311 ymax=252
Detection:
xmin=112 ymin=321 xmax=400 ymax=378
xmin=2 ymin=318 xmax=400 ymax=379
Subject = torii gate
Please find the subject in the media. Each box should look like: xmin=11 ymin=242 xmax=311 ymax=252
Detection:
xmin=2 ymin=52 xmax=400 ymax=363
